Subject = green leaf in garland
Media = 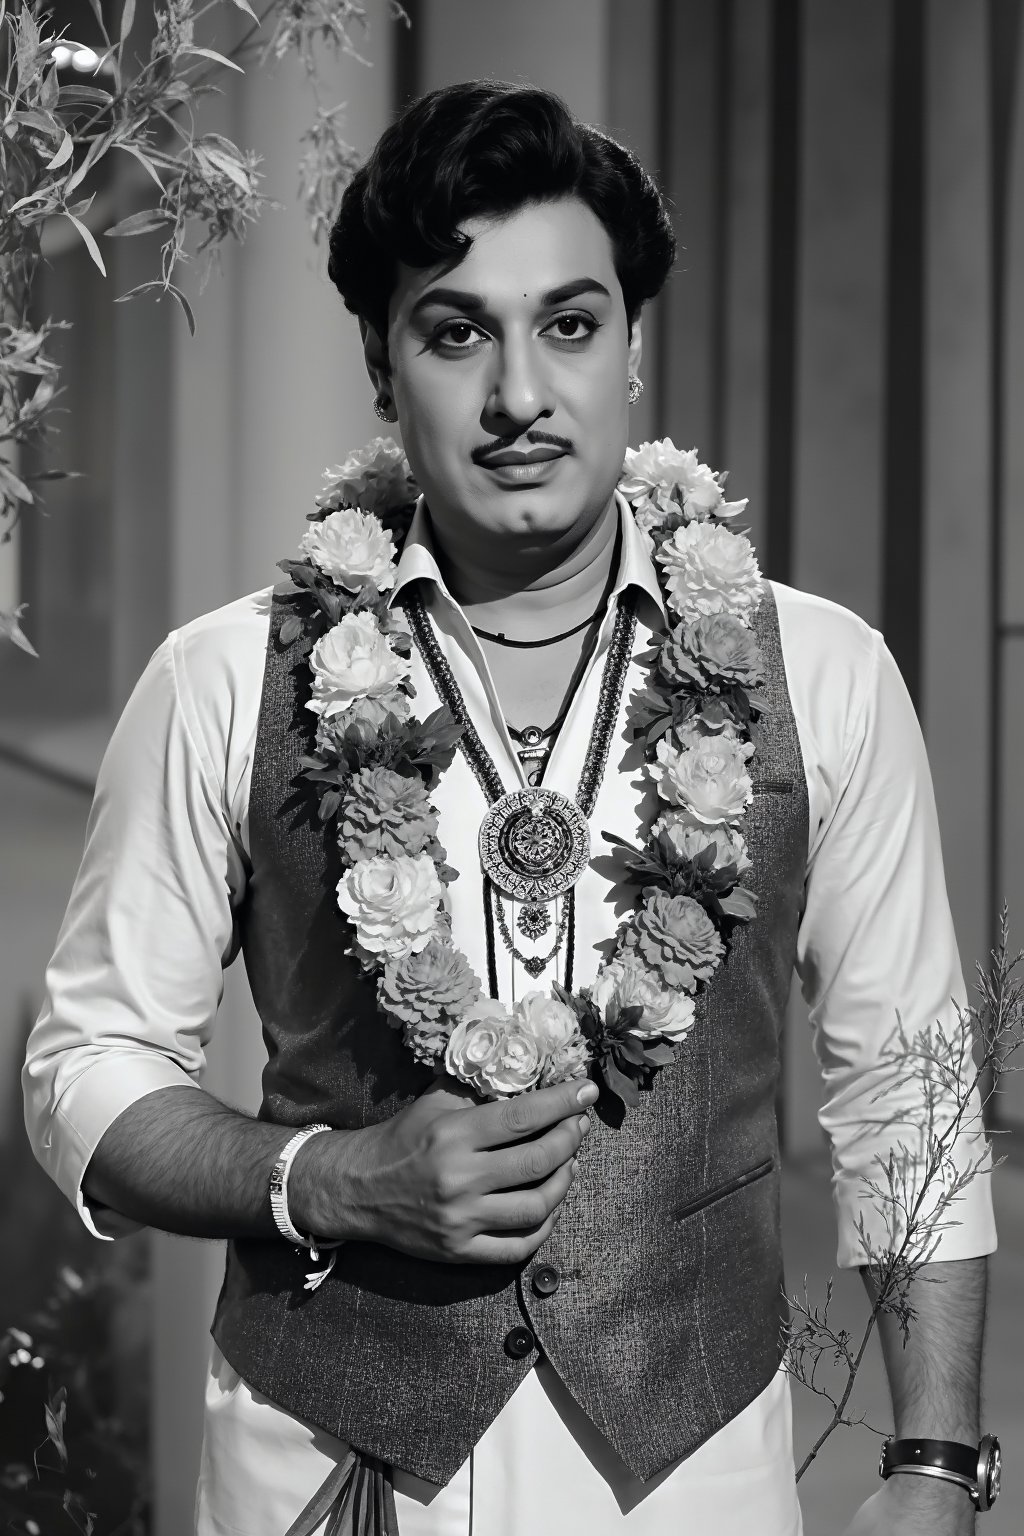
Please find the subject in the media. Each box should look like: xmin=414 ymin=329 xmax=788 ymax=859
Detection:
xmin=278 ymin=615 xmax=304 ymax=646
xmin=601 ymin=1056 xmax=640 ymax=1107
xmin=614 ymin=1033 xmax=649 ymax=1067
xmin=278 ymin=557 xmax=318 ymax=589
xmin=318 ymin=788 xmax=343 ymax=822
xmin=719 ymin=885 xmax=758 ymax=920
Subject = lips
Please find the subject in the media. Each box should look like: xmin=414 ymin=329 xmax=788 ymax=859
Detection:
xmin=477 ymin=445 xmax=567 ymax=468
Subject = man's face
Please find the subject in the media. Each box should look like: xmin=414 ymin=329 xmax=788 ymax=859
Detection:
xmin=377 ymin=197 xmax=642 ymax=575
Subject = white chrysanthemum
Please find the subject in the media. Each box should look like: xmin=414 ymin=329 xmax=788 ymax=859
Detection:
xmin=539 ymin=1031 xmax=592 ymax=1087
xmin=656 ymin=521 xmax=763 ymax=624
xmin=672 ymin=716 xmax=743 ymax=751
xmin=621 ymin=439 xmax=748 ymax=523
xmin=654 ymin=812 xmax=752 ymax=876
xmin=316 ymin=437 xmax=417 ymax=517
xmin=590 ymin=957 xmax=697 ymax=1043
xmin=315 ymin=691 xmax=411 ymax=752
xmin=631 ymin=495 xmax=664 ymax=555
xmin=300 ymin=507 xmax=397 ymax=592
xmin=306 ymin=612 xmax=411 ymax=720
xmin=337 ymin=853 xmax=443 ymax=960
xmin=646 ymin=735 xmax=754 ymax=827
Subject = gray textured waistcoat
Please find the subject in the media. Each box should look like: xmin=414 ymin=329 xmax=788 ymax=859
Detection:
xmin=212 ymin=583 xmax=808 ymax=1487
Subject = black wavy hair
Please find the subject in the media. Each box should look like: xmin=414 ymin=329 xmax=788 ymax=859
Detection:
xmin=328 ymin=80 xmax=676 ymax=343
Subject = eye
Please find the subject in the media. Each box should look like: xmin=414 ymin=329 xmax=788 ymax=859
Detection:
xmin=543 ymin=311 xmax=599 ymax=344
xmin=431 ymin=319 xmax=487 ymax=352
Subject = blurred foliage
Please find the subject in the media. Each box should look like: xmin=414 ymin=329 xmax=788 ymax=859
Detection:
xmin=0 ymin=0 xmax=406 ymax=652
xmin=1 ymin=1266 xmax=149 ymax=1536
xmin=2 ymin=1001 xmax=151 ymax=1534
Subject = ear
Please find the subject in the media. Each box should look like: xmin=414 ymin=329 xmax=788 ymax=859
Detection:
xmin=627 ymin=313 xmax=643 ymax=379
xmin=359 ymin=317 xmax=392 ymax=396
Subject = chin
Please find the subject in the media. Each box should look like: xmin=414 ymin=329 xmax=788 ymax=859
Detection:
xmin=492 ymin=499 xmax=582 ymax=542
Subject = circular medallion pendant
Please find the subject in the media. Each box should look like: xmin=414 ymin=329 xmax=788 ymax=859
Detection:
xmin=478 ymin=788 xmax=591 ymax=903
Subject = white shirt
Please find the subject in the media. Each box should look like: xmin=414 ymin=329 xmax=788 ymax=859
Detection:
xmin=23 ymin=496 xmax=995 ymax=1535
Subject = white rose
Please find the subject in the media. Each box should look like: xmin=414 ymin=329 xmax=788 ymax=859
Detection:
xmin=590 ymin=957 xmax=696 ymax=1043
xmin=656 ymin=521 xmax=763 ymax=624
xmin=446 ymin=1008 xmax=544 ymax=1098
xmin=307 ymin=611 xmax=411 ymax=720
xmin=646 ymin=736 xmax=753 ymax=826
xmin=300 ymin=507 xmax=397 ymax=592
xmin=513 ymin=990 xmax=579 ymax=1054
xmin=444 ymin=1001 xmax=510 ymax=1089
xmin=337 ymin=853 xmax=442 ymax=960
xmin=654 ymin=812 xmax=752 ymax=876
xmin=316 ymin=437 xmax=417 ymax=517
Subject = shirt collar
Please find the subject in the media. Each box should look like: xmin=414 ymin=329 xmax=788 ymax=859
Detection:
xmin=389 ymin=491 xmax=667 ymax=625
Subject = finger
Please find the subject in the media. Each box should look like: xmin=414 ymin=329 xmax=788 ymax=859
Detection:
xmin=469 ymin=1207 xmax=565 ymax=1266
xmin=480 ymin=1117 xmax=586 ymax=1192
xmin=467 ymin=1078 xmax=597 ymax=1150
xmin=476 ymin=1159 xmax=576 ymax=1231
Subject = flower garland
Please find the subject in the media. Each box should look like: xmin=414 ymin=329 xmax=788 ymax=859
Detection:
xmin=277 ymin=436 xmax=766 ymax=1119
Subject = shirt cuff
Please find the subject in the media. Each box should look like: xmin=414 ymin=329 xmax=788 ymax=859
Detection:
xmin=47 ymin=1056 xmax=203 ymax=1240
xmin=832 ymin=1144 xmax=998 ymax=1269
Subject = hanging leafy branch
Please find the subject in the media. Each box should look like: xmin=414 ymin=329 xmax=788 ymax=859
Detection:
xmin=0 ymin=0 xmax=406 ymax=653
xmin=785 ymin=904 xmax=1022 ymax=1478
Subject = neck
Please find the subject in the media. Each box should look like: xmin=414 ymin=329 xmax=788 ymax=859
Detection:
xmin=433 ymin=494 xmax=621 ymax=640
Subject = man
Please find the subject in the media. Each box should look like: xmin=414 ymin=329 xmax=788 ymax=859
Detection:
xmin=24 ymin=82 xmax=996 ymax=1535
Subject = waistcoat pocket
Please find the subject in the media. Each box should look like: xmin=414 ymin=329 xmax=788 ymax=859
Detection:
xmin=673 ymin=1157 xmax=774 ymax=1223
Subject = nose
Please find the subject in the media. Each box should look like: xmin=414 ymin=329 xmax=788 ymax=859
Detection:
xmin=486 ymin=333 xmax=553 ymax=426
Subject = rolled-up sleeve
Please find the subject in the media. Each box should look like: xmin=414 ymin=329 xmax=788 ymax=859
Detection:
xmin=795 ymin=623 xmax=997 ymax=1269
xmin=22 ymin=623 xmax=253 ymax=1238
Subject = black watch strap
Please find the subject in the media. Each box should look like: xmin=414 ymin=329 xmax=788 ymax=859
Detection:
xmin=879 ymin=1436 xmax=1001 ymax=1511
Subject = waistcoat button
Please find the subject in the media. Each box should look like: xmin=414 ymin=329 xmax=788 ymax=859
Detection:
xmin=504 ymin=1326 xmax=536 ymax=1359
xmin=531 ymin=1264 xmax=560 ymax=1297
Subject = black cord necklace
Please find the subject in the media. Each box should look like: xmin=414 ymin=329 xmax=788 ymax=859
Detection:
xmin=467 ymin=517 xmax=622 ymax=650
xmin=470 ymin=606 xmax=604 ymax=647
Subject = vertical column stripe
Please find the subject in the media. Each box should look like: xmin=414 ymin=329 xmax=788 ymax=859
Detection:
xmin=881 ymin=0 xmax=926 ymax=703
xmin=764 ymin=0 xmax=801 ymax=585
xmin=921 ymin=0 xmax=993 ymax=1047
xmin=393 ymin=0 xmax=421 ymax=109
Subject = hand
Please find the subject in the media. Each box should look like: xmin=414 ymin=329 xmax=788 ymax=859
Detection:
xmin=841 ymin=1477 xmax=976 ymax=1536
xmin=292 ymin=1075 xmax=597 ymax=1265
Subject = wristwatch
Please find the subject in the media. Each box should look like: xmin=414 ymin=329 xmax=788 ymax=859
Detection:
xmin=879 ymin=1435 xmax=1001 ymax=1511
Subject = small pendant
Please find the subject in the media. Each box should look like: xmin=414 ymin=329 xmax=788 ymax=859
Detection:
xmin=522 ymin=955 xmax=548 ymax=978
xmin=517 ymin=903 xmax=551 ymax=940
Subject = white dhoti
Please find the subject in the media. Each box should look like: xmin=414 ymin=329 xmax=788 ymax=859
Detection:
xmin=195 ymin=1346 xmax=803 ymax=1536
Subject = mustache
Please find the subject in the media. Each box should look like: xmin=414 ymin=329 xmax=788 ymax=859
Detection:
xmin=472 ymin=430 xmax=574 ymax=463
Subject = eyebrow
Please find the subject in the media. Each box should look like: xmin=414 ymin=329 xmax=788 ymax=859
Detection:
xmin=409 ymin=277 xmax=612 ymax=318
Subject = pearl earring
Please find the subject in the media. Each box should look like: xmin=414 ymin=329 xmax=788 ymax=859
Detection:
xmin=627 ymin=375 xmax=643 ymax=405
xmin=373 ymin=396 xmax=390 ymax=422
